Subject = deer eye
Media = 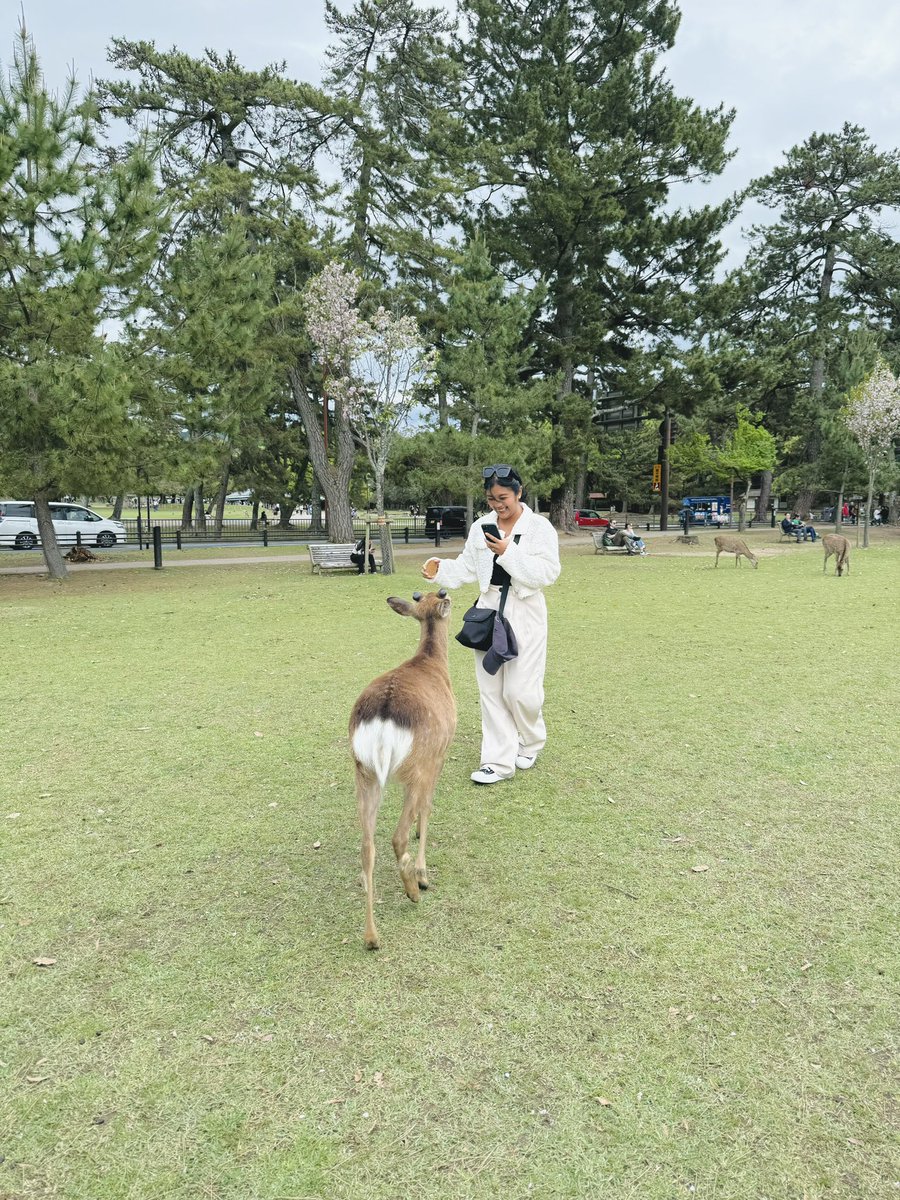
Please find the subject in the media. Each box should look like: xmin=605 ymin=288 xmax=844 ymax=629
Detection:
xmin=412 ymin=591 xmax=422 ymax=602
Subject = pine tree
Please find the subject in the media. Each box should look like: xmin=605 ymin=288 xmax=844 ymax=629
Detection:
xmin=437 ymin=235 xmax=553 ymax=518
xmin=0 ymin=23 xmax=162 ymax=579
xmin=740 ymin=123 xmax=900 ymax=514
xmin=457 ymin=0 xmax=734 ymax=529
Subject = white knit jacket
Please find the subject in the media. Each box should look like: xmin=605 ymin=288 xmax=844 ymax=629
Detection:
xmin=430 ymin=504 xmax=561 ymax=598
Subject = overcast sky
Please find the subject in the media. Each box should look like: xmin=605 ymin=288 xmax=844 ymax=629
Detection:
xmin=10 ymin=0 xmax=900 ymax=243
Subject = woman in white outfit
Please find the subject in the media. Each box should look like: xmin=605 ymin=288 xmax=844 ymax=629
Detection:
xmin=422 ymin=466 xmax=561 ymax=784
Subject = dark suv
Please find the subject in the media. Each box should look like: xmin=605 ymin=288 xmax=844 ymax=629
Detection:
xmin=424 ymin=506 xmax=468 ymax=537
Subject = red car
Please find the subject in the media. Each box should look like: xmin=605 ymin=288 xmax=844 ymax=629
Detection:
xmin=573 ymin=509 xmax=610 ymax=528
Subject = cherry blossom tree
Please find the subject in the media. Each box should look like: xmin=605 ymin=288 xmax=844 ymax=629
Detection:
xmin=846 ymin=360 xmax=900 ymax=548
xmin=305 ymin=262 xmax=434 ymax=572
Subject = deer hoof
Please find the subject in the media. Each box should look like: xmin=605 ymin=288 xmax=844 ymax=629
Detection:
xmin=365 ymin=933 xmax=381 ymax=951
xmin=399 ymin=855 xmax=420 ymax=901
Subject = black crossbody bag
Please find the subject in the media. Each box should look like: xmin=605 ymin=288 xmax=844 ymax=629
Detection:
xmin=455 ymin=534 xmax=520 ymax=651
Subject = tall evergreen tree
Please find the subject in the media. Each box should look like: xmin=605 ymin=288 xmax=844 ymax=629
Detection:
xmin=323 ymin=0 xmax=460 ymax=280
xmin=0 ymin=23 xmax=162 ymax=579
xmin=437 ymin=235 xmax=553 ymax=518
xmin=739 ymin=123 xmax=900 ymax=513
xmin=457 ymin=0 xmax=734 ymax=528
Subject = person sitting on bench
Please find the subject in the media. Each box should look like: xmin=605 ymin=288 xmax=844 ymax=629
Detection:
xmin=350 ymin=537 xmax=378 ymax=574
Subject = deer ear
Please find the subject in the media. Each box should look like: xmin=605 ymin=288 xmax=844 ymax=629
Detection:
xmin=387 ymin=597 xmax=416 ymax=618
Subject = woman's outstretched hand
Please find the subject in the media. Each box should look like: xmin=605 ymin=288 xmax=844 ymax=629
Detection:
xmin=421 ymin=557 xmax=439 ymax=580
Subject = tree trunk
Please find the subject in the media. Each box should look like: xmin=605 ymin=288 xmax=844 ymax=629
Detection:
xmin=34 ymin=492 xmax=68 ymax=580
xmin=888 ymin=490 xmax=899 ymax=525
xmin=250 ymin=499 xmax=259 ymax=531
xmin=374 ymin=472 xmax=394 ymax=575
xmin=288 ymin=368 xmax=354 ymax=541
xmin=834 ymin=466 xmax=847 ymax=534
xmin=796 ymin=242 xmax=838 ymax=518
xmin=575 ymin=456 xmax=587 ymax=510
xmin=862 ymin=464 xmax=874 ymax=549
xmin=193 ymin=484 xmax=206 ymax=532
xmin=309 ymin=492 xmax=323 ymax=534
xmin=213 ymin=461 xmax=230 ymax=535
xmin=437 ymin=378 xmax=449 ymax=430
xmin=755 ymin=469 xmax=772 ymax=527
xmin=111 ymin=493 xmax=125 ymax=520
xmin=738 ymin=478 xmax=752 ymax=532
xmin=549 ymin=254 xmax=578 ymax=534
xmin=181 ymin=491 xmax=194 ymax=530
xmin=465 ymin=412 xmax=478 ymax=529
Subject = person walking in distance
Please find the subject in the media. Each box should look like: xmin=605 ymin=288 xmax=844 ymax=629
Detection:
xmin=421 ymin=465 xmax=561 ymax=784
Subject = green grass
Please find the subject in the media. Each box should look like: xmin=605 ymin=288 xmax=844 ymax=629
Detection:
xmin=1 ymin=539 xmax=897 ymax=1199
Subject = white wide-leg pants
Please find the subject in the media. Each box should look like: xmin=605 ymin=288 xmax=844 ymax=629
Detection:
xmin=473 ymin=585 xmax=548 ymax=778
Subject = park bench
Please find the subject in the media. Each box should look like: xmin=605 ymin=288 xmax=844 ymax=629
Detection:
xmin=308 ymin=543 xmax=360 ymax=574
xmin=591 ymin=530 xmax=634 ymax=555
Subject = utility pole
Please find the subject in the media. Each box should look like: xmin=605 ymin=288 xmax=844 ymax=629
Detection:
xmin=659 ymin=408 xmax=672 ymax=532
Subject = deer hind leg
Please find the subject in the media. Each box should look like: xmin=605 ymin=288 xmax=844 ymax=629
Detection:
xmin=356 ymin=766 xmax=383 ymax=950
xmin=392 ymin=785 xmax=422 ymax=903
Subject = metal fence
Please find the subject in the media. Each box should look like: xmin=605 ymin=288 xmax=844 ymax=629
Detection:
xmin=120 ymin=517 xmax=466 ymax=548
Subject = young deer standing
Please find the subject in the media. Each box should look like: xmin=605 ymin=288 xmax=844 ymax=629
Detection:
xmin=714 ymin=534 xmax=759 ymax=568
xmin=349 ymin=589 xmax=456 ymax=950
xmin=822 ymin=533 xmax=851 ymax=576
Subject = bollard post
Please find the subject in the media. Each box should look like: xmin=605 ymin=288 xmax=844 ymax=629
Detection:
xmin=435 ymin=519 xmax=442 ymax=548
xmin=263 ymin=526 xmax=269 ymax=548
xmin=136 ymin=513 xmax=143 ymax=550
xmin=153 ymin=525 xmax=163 ymax=569
xmin=176 ymin=529 xmax=182 ymax=551
xmin=404 ymin=526 xmax=409 ymax=544
xmin=76 ymin=530 xmax=82 ymax=546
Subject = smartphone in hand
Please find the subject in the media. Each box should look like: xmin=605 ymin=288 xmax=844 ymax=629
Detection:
xmin=482 ymin=523 xmax=500 ymax=541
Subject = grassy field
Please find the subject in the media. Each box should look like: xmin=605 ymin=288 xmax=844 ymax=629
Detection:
xmin=1 ymin=535 xmax=897 ymax=1199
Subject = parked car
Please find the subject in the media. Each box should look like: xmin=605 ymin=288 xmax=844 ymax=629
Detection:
xmin=0 ymin=501 xmax=128 ymax=549
xmin=424 ymin=505 xmax=468 ymax=537
xmin=573 ymin=509 xmax=610 ymax=528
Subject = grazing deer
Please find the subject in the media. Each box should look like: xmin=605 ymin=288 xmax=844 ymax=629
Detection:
xmin=349 ymin=589 xmax=456 ymax=950
xmin=714 ymin=534 xmax=759 ymax=568
xmin=822 ymin=533 xmax=851 ymax=576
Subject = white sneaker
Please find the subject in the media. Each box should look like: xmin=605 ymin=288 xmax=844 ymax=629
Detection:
xmin=515 ymin=754 xmax=537 ymax=770
xmin=470 ymin=766 xmax=506 ymax=785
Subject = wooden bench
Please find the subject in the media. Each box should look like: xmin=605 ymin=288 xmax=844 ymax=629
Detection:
xmin=308 ymin=543 xmax=362 ymax=574
xmin=590 ymin=530 xmax=633 ymax=555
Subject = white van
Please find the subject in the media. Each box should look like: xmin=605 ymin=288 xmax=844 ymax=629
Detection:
xmin=0 ymin=501 xmax=128 ymax=550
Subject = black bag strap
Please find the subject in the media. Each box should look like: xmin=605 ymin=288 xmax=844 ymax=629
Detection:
xmin=497 ymin=534 xmax=521 ymax=618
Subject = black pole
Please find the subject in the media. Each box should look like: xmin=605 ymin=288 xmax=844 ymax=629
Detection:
xmin=263 ymin=525 xmax=269 ymax=548
xmin=153 ymin=525 xmax=163 ymax=569
xmin=137 ymin=508 xmax=143 ymax=551
xmin=659 ymin=408 xmax=671 ymax=532
xmin=176 ymin=529 xmax=182 ymax=550
xmin=76 ymin=530 xmax=82 ymax=546
xmin=435 ymin=520 xmax=442 ymax=548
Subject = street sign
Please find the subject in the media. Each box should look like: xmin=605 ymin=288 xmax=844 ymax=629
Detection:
xmin=652 ymin=463 xmax=661 ymax=488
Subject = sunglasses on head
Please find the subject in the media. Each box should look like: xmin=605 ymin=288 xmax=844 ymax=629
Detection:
xmin=482 ymin=464 xmax=516 ymax=480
